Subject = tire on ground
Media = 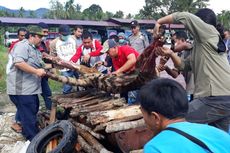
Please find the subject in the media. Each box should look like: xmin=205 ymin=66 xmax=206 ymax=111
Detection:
xmin=26 ymin=120 xmax=77 ymax=153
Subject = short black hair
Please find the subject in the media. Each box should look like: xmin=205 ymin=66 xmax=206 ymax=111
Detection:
xmin=17 ymin=27 xmax=27 ymax=35
xmin=139 ymin=78 xmax=188 ymax=119
xmin=74 ymin=25 xmax=83 ymax=31
xmin=82 ymin=30 xmax=93 ymax=40
xmin=175 ymin=31 xmax=188 ymax=41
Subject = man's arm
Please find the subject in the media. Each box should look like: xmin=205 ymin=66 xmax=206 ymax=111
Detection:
xmin=165 ymin=66 xmax=179 ymax=78
xmin=70 ymin=47 xmax=82 ymax=63
xmin=15 ymin=62 xmax=46 ymax=77
xmin=83 ymin=40 xmax=102 ymax=63
xmin=155 ymin=47 xmax=182 ymax=68
xmin=173 ymin=42 xmax=193 ymax=53
xmin=114 ymin=53 xmax=136 ymax=74
xmin=89 ymin=40 xmax=103 ymax=57
xmin=153 ymin=15 xmax=174 ymax=37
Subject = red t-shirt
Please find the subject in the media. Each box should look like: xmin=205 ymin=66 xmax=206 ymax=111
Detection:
xmin=9 ymin=40 xmax=20 ymax=52
xmin=70 ymin=39 xmax=102 ymax=63
xmin=112 ymin=45 xmax=139 ymax=72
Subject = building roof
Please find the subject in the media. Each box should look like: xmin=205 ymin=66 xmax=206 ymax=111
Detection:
xmin=0 ymin=17 xmax=120 ymax=27
xmin=107 ymin=18 xmax=156 ymax=25
xmin=108 ymin=18 xmax=184 ymax=29
xmin=0 ymin=17 xmax=184 ymax=29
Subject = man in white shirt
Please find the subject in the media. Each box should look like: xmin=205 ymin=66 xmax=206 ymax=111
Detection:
xmin=50 ymin=25 xmax=78 ymax=94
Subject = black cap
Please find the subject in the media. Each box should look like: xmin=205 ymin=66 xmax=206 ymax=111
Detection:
xmin=59 ymin=25 xmax=71 ymax=36
xmin=38 ymin=22 xmax=49 ymax=29
xmin=130 ymin=20 xmax=139 ymax=27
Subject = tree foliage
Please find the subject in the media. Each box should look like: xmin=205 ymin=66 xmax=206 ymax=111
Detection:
xmin=113 ymin=10 xmax=124 ymax=18
xmin=82 ymin=4 xmax=104 ymax=20
xmin=217 ymin=10 xmax=230 ymax=30
xmin=18 ymin=7 xmax=25 ymax=17
xmin=138 ymin=0 xmax=209 ymax=19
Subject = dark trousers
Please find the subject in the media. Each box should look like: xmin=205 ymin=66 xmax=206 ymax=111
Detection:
xmin=41 ymin=77 xmax=52 ymax=110
xmin=186 ymin=96 xmax=230 ymax=132
xmin=9 ymin=95 xmax=40 ymax=141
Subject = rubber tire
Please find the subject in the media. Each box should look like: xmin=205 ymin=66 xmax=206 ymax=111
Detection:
xmin=26 ymin=120 xmax=77 ymax=153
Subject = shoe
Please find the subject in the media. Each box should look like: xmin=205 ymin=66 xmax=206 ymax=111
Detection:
xmin=11 ymin=122 xmax=22 ymax=133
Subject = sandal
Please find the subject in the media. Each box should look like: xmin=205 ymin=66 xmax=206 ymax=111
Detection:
xmin=11 ymin=123 xmax=22 ymax=133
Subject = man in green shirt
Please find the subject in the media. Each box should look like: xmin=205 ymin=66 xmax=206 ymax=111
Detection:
xmin=153 ymin=8 xmax=230 ymax=132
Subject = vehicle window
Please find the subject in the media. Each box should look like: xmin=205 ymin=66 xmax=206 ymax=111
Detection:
xmin=8 ymin=34 xmax=18 ymax=39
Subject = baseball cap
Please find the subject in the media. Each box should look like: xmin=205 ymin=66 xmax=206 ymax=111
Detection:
xmin=38 ymin=22 xmax=49 ymax=29
xmin=59 ymin=25 xmax=71 ymax=36
xmin=101 ymin=39 xmax=117 ymax=53
xmin=130 ymin=20 xmax=139 ymax=27
xmin=28 ymin=25 xmax=45 ymax=36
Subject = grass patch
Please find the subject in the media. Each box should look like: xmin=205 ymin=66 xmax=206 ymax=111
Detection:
xmin=0 ymin=46 xmax=7 ymax=93
xmin=0 ymin=45 xmax=62 ymax=93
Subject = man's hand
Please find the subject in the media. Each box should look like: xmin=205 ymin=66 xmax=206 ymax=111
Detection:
xmin=83 ymin=54 xmax=90 ymax=63
xmin=155 ymin=47 xmax=173 ymax=57
xmin=93 ymin=61 xmax=103 ymax=68
xmin=157 ymin=64 xmax=167 ymax=72
xmin=153 ymin=22 xmax=161 ymax=38
xmin=35 ymin=68 xmax=46 ymax=77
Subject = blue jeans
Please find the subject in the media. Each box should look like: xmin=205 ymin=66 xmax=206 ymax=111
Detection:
xmin=128 ymin=90 xmax=139 ymax=105
xmin=61 ymin=70 xmax=79 ymax=94
xmin=9 ymin=95 xmax=40 ymax=141
xmin=41 ymin=76 xmax=52 ymax=110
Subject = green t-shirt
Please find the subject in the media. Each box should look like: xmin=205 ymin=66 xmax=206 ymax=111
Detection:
xmin=173 ymin=12 xmax=230 ymax=98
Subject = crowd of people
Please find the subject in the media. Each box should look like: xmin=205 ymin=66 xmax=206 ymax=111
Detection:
xmin=5 ymin=7 xmax=230 ymax=152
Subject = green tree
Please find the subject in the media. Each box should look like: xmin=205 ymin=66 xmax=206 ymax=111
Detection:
xmin=18 ymin=7 xmax=25 ymax=17
xmin=126 ymin=13 xmax=133 ymax=19
xmin=104 ymin=11 xmax=114 ymax=19
xmin=217 ymin=10 xmax=230 ymax=30
xmin=138 ymin=0 xmax=209 ymax=19
xmin=46 ymin=0 xmax=66 ymax=19
xmin=82 ymin=4 xmax=104 ymax=20
xmin=113 ymin=10 xmax=124 ymax=18
xmin=28 ymin=10 xmax=36 ymax=18
xmin=64 ymin=0 xmax=82 ymax=19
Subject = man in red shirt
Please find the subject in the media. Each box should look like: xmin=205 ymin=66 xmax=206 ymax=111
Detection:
xmin=100 ymin=39 xmax=139 ymax=102
xmin=100 ymin=39 xmax=139 ymax=75
xmin=70 ymin=31 xmax=102 ymax=65
xmin=70 ymin=31 xmax=107 ymax=73
xmin=9 ymin=28 xmax=27 ymax=52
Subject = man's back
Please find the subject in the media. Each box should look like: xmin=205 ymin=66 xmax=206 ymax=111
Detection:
xmin=144 ymin=122 xmax=230 ymax=153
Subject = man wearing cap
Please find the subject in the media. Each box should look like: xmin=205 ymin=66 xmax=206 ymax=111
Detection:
xmin=129 ymin=20 xmax=149 ymax=54
xmin=101 ymin=39 xmax=139 ymax=75
xmin=7 ymin=25 xmax=46 ymax=141
xmin=50 ymin=24 xmax=78 ymax=94
xmin=101 ymin=39 xmax=139 ymax=101
xmin=37 ymin=22 xmax=53 ymax=110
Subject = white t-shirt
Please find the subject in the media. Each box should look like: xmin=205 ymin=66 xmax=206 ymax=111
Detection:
xmin=56 ymin=36 xmax=77 ymax=71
